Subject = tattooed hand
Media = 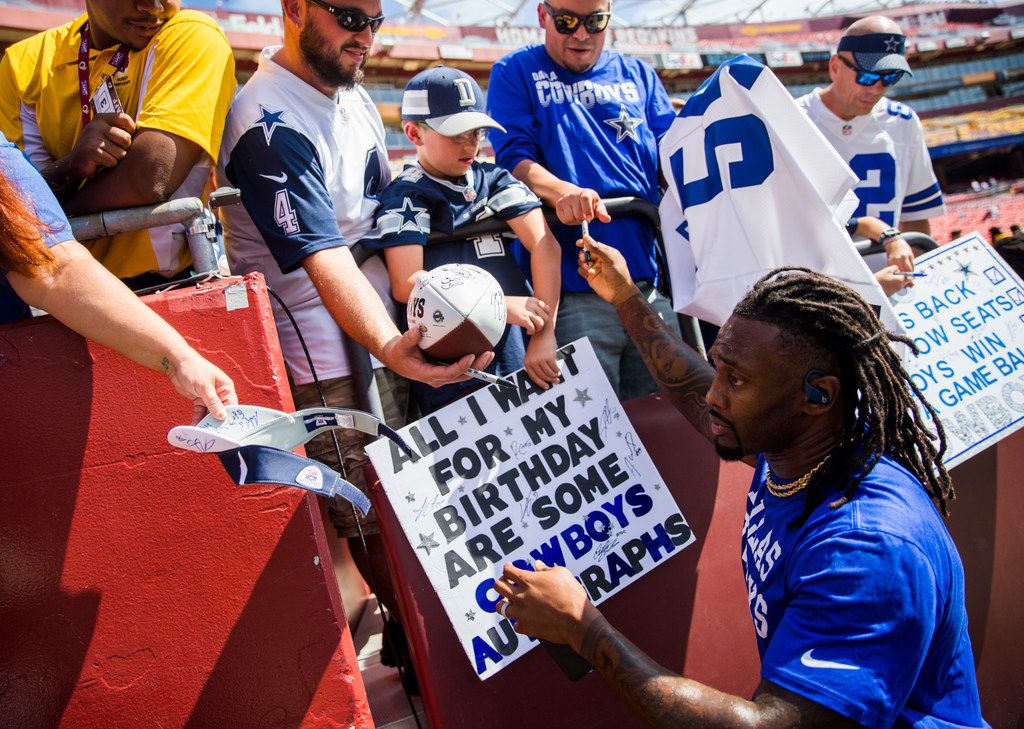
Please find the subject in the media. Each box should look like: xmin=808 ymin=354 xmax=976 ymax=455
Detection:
xmin=576 ymin=236 xmax=640 ymax=307
xmin=493 ymin=561 xmax=594 ymax=649
xmin=576 ymin=236 xmax=716 ymax=443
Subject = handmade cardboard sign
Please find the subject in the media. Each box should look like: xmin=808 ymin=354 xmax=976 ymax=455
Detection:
xmin=893 ymin=232 xmax=1024 ymax=468
xmin=366 ymin=339 xmax=695 ymax=680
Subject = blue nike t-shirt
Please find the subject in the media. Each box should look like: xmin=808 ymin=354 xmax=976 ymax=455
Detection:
xmin=744 ymin=455 xmax=988 ymax=728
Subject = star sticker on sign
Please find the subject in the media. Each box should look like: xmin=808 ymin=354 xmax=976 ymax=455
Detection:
xmin=417 ymin=533 xmax=441 ymax=556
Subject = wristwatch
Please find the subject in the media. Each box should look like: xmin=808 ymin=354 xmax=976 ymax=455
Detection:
xmin=877 ymin=227 xmax=902 ymax=246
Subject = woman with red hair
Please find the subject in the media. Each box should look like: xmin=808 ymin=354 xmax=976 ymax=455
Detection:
xmin=1 ymin=134 xmax=235 ymax=421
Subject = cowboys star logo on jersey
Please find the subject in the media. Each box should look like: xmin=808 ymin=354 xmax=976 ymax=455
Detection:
xmin=362 ymin=159 xmax=542 ymax=301
xmin=369 ymin=197 xmax=431 ymax=237
xmin=251 ymin=106 xmax=288 ymax=145
xmin=604 ymin=104 xmax=645 ymax=143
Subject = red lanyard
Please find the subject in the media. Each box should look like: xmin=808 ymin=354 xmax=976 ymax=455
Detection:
xmin=78 ymin=21 xmax=130 ymax=129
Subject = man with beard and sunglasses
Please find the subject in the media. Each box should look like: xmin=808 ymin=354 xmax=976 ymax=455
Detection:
xmin=216 ymin=0 xmax=491 ymax=687
xmin=487 ymin=0 xmax=679 ymax=401
xmin=493 ymin=237 xmax=987 ymax=728
xmin=797 ymin=17 xmax=945 ymax=285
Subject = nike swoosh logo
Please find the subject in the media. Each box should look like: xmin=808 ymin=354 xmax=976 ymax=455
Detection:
xmin=237 ymin=451 xmax=248 ymax=485
xmin=260 ymin=172 xmax=288 ymax=183
xmin=800 ymin=649 xmax=859 ymax=671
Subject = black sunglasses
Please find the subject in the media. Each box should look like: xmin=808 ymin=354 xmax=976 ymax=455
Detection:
xmin=306 ymin=0 xmax=385 ymax=33
xmin=837 ymin=54 xmax=904 ymax=87
xmin=543 ymin=2 xmax=612 ymax=35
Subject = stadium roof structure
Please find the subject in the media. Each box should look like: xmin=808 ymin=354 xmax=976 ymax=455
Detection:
xmin=377 ymin=0 xmax=925 ymax=27
xmin=180 ymin=0 xmax=974 ymax=27
xmin=2 ymin=0 xmax=1020 ymax=37
xmin=3 ymin=0 xmax=1022 ymax=77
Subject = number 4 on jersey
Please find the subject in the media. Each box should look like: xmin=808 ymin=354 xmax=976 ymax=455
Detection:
xmin=274 ymin=189 xmax=300 ymax=234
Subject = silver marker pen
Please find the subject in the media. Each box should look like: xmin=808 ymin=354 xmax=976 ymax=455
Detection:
xmin=466 ymin=367 xmax=517 ymax=390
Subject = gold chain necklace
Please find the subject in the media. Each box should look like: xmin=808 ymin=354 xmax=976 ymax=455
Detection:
xmin=765 ymin=456 xmax=831 ymax=498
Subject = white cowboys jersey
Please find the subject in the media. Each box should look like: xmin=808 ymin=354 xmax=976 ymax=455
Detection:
xmin=798 ymin=90 xmax=945 ymax=229
xmin=660 ymin=56 xmax=896 ymax=329
xmin=217 ymin=47 xmax=394 ymax=384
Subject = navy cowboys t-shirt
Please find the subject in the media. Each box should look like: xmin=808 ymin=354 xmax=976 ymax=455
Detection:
xmin=744 ymin=455 xmax=987 ymax=727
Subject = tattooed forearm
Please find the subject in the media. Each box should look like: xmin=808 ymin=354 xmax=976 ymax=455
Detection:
xmin=578 ymin=613 xmax=758 ymax=728
xmin=616 ymin=293 xmax=715 ymax=442
xmin=577 ymin=614 xmax=858 ymax=729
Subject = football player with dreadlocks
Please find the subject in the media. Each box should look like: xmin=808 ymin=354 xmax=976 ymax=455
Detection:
xmin=493 ymin=238 xmax=987 ymax=728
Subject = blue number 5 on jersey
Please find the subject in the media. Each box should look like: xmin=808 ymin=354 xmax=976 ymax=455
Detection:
xmin=668 ymin=114 xmax=775 ymax=208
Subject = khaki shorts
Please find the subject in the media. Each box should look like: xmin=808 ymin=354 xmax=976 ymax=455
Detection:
xmin=290 ymin=368 xmax=408 ymax=538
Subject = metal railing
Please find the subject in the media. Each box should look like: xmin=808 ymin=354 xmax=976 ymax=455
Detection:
xmin=854 ymin=230 xmax=940 ymax=257
xmin=68 ymin=187 xmax=241 ymax=278
xmin=350 ymin=195 xmax=709 ymax=358
xmin=68 ymin=188 xmax=942 ymax=404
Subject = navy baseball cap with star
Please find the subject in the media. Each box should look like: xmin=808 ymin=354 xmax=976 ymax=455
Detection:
xmin=837 ymin=32 xmax=913 ymax=75
xmin=400 ymin=66 xmax=506 ymax=137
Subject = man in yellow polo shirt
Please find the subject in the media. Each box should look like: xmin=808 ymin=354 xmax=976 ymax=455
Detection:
xmin=0 ymin=0 xmax=236 ymax=285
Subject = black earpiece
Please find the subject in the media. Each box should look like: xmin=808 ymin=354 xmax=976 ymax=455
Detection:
xmin=804 ymin=369 xmax=830 ymax=405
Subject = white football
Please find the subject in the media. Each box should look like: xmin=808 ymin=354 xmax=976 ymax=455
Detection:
xmin=407 ymin=264 xmax=506 ymax=362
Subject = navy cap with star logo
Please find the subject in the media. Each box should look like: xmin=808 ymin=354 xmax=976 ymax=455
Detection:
xmin=837 ymin=32 xmax=913 ymax=75
xmin=400 ymin=66 xmax=506 ymax=137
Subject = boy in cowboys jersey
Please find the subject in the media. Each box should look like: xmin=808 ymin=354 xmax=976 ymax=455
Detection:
xmin=798 ymin=17 xmax=946 ymax=293
xmin=363 ymin=67 xmax=562 ymax=413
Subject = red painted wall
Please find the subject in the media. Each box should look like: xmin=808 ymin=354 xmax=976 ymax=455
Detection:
xmin=0 ymin=275 xmax=372 ymax=729
xmin=945 ymin=435 xmax=1024 ymax=727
